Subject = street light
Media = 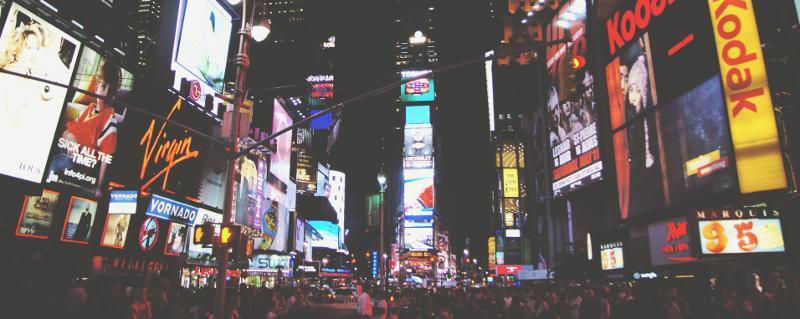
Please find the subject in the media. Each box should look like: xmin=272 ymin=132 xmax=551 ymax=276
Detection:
xmin=377 ymin=169 xmax=387 ymax=287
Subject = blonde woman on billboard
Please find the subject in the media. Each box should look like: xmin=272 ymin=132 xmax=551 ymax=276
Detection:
xmin=0 ymin=23 xmax=48 ymax=129
xmin=626 ymin=56 xmax=655 ymax=168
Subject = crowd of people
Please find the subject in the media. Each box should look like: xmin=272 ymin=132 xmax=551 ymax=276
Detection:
xmin=3 ymin=269 xmax=800 ymax=319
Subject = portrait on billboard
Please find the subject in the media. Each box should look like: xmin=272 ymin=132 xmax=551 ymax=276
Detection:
xmin=16 ymin=189 xmax=60 ymax=239
xmin=46 ymin=47 xmax=134 ymax=196
xmin=61 ymin=196 xmax=98 ymax=244
xmin=605 ymin=34 xmax=657 ymax=130
xmin=234 ymin=154 xmax=261 ymax=229
xmin=615 ymin=76 xmax=737 ymax=218
xmin=174 ymin=0 xmax=232 ymax=93
xmin=0 ymin=3 xmax=80 ymax=183
xmin=164 ymin=222 xmax=188 ymax=256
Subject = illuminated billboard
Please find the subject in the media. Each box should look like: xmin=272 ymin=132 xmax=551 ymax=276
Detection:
xmin=695 ymin=207 xmax=785 ymax=255
xmin=46 ymin=47 xmax=134 ymax=195
xmin=404 ymin=214 xmax=433 ymax=228
xmin=61 ymin=196 xmax=98 ymax=244
xmin=234 ymin=149 xmax=267 ymax=230
xmin=307 ymin=220 xmax=339 ymax=250
xmin=502 ymin=169 xmax=519 ymax=198
xmin=647 ymin=217 xmax=697 ymax=266
xmin=400 ymin=70 xmax=435 ymax=102
xmin=294 ymin=128 xmax=317 ymax=193
xmin=16 ymin=189 xmax=60 ymax=239
xmin=403 ymin=126 xmax=433 ymax=161
xmin=269 ymin=99 xmax=293 ymax=196
xmin=403 ymin=168 xmax=434 ymax=215
xmin=255 ymin=199 xmax=289 ymax=252
xmin=545 ymin=0 xmax=603 ymax=197
xmin=171 ymin=0 xmax=232 ymax=111
xmin=600 ymin=241 xmax=624 ymax=271
xmin=404 ymin=227 xmax=433 ymax=251
xmin=0 ymin=3 xmax=80 ymax=183
xmin=405 ymin=105 xmax=430 ymax=125
xmin=100 ymin=190 xmax=138 ymax=249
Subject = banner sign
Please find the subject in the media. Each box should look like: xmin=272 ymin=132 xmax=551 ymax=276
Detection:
xmin=146 ymin=194 xmax=198 ymax=225
xmin=696 ymin=207 xmax=785 ymax=255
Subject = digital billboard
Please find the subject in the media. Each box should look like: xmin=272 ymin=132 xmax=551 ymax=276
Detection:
xmin=403 ymin=168 xmax=434 ymax=215
xmin=647 ymin=217 xmax=697 ymax=266
xmin=403 ymin=126 xmax=433 ymax=162
xmin=100 ymin=190 xmax=138 ymax=249
xmin=61 ymin=196 xmax=98 ymax=244
xmin=171 ymin=0 xmax=232 ymax=111
xmin=400 ymin=70 xmax=435 ymax=102
xmin=328 ymin=170 xmax=346 ymax=249
xmin=404 ymin=214 xmax=433 ymax=228
xmin=545 ymin=0 xmax=603 ymax=197
xmin=269 ymin=99 xmax=293 ymax=195
xmin=16 ymin=189 xmax=60 ymax=239
xmin=294 ymin=217 xmax=306 ymax=252
xmin=0 ymin=3 xmax=80 ymax=183
xmin=600 ymin=241 xmax=624 ymax=271
xmin=405 ymin=105 xmax=430 ymax=125
xmin=695 ymin=207 xmax=785 ymax=255
xmin=307 ymin=220 xmax=338 ymax=250
xmin=46 ymin=47 xmax=134 ymax=196
xmin=404 ymin=227 xmax=433 ymax=251
xmin=294 ymin=127 xmax=316 ymax=193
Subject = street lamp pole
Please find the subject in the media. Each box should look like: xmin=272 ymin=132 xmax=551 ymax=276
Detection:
xmin=377 ymin=170 xmax=387 ymax=287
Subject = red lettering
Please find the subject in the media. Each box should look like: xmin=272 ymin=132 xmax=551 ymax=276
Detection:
xmin=621 ymin=11 xmax=636 ymax=42
xmin=666 ymin=221 xmax=688 ymax=242
xmin=606 ymin=0 xmax=677 ymax=55
xmin=139 ymin=99 xmax=201 ymax=192
xmin=730 ymin=87 xmax=764 ymax=117
xmin=634 ymin=0 xmax=651 ymax=29
xmin=726 ymin=68 xmax=752 ymax=91
xmin=714 ymin=0 xmax=748 ymax=20
xmin=607 ymin=12 xmax=624 ymax=55
xmin=717 ymin=14 xmax=741 ymax=39
xmin=722 ymin=40 xmax=757 ymax=66
xmin=553 ymin=159 xmax=579 ymax=180
xmin=652 ymin=0 xmax=668 ymax=16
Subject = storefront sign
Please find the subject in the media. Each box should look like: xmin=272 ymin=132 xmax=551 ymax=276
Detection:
xmin=109 ymin=257 xmax=166 ymax=273
xmin=139 ymin=99 xmax=201 ymax=192
xmin=648 ymin=217 xmax=697 ymax=266
xmin=249 ymin=254 xmax=292 ymax=272
xmin=146 ymin=194 xmax=198 ymax=225
xmin=708 ymin=0 xmax=787 ymax=193
xmin=496 ymin=264 xmax=523 ymax=275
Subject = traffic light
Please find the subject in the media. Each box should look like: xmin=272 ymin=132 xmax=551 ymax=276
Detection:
xmin=570 ymin=55 xmax=586 ymax=70
xmin=219 ymin=224 xmax=241 ymax=249
xmin=237 ymin=237 xmax=254 ymax=260
xmin=193 ymin=224 xmax=213 ymax=246
xmin=558 ymin=53 xmax=583 ymax=101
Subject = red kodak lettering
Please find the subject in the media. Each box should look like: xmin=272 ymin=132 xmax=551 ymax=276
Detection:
xmin=606 ymin=0 xmax=676 ymax=55
xmin=730 ymin=87 xmax=763 ymax=117
xmin=714 ymin=0 xmax=747 ymax=19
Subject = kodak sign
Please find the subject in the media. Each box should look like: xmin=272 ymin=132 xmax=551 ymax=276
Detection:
xmin=708 ymin=0 xmax=786 ymax=193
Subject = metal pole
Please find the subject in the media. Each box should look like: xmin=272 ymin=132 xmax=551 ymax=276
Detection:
xmin=217 ymin=1 xmax=251 ymax=318
xmin=379 ymin=190 xmax=385 ymax=287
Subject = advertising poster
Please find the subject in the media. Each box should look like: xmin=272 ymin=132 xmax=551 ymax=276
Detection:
xmin=255 ymin=200 xmax=289 ymax=252
xmin=188 ymin=208 xmax=222 ymax=258
xmin=173 ymin=0 xmax=232 ymax=96
xmin=0 ymin=3 xmax=80 ymax=183
xmin=400 ymin=70 xmax=435 ymax=102
xmin=403 ymin=126 xmax=433 ymax=162
xmin=307 ymin=220 xmax=338 ymax=250
xmin=164 ymin=222 xmax=189 ymax=256
xmin=699 ymin=219 xmax=785 ymax=255
xmin=403 ymin=168 xmax=434 ymax=215
xmin=404 ymin=227 xmax=433 ymax=251
xmin=249 ymin=254 xmax=292 ymax=275
xmin=294 ymin=217 xmax=305 ymax=252
xmin=139 ymin=216 xmax=159 ymax=251
xmin=502 ymin=168 xmax=519 ymax=198
xmin=61 ymin=196 xmax=98 ymax=244
xmin=294 ymin=128 xmax=316 ymax=193
xmin=545 ymin=0 xmax=602 ymax=197
xmin=647 ymin=217 xmax=697 ymax=266
xmin=100 ymin=190 xmax=138 ymax=249
xmin=16 ymin=189 xmax=60 ymax=239
xmin=270 ymin=99 xmax=293 ymax=190
xmin=234 ymin=150 xmax=266 ymax=230
xmin=45 ymin=47 xmax=134 ymax=196
xmin=600 ymin=242 xmax=624 ymax=271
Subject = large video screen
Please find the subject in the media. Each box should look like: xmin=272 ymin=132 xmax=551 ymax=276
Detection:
xmin=613 ymin=76 xmax=737 ymax=219
xmin=400 ymin=70 xmax=435 ymax=102
xmin=269 ymin=99 xmax=293 ymax=193
xmin=403 ymin=168 xmax=434 ymax=215
xmin=404 ymin=126 xmax=433 ymax=159
xmin=545 ymin=0 xmax=603 ymax=197
xmin=699 ymin=219 xmax=785 ymax=255
xmin=46 ymin=47 xmax=134 ymax=195
xmin=404 ymin=227 xmax=433 ymax=251
xmin=406 ymin=105 xmax=430 ymax=125
xmin=172 ymin=0 xmax=231 ymax=94
xmin=0 ymin=3 xmax=80 ymax=183
xmin=307 ymin=220 xmax=338 ymax=250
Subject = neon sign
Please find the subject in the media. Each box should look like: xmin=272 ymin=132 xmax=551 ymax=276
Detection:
xmin=138 ymin=99 xmax=200 ymax=192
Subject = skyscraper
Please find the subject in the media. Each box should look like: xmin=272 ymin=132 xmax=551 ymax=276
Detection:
xmin=127 ymin=0 xmax=162 ymax=72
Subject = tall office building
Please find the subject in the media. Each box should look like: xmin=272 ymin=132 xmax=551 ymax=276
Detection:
xmin=127 ymin=0 xmax=162 ymax=72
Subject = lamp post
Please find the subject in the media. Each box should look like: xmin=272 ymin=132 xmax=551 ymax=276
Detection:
xmin=217 ymin=1 xmax=270 ymax=318
xmin=377 ymin=170 xmax=387 ymax=287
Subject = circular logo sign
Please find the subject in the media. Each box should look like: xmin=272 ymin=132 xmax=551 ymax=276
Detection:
xmin=189 ymin=80 xmax=202 ymax=101
xmin=139 ymin=217 xmax=159 ymax=251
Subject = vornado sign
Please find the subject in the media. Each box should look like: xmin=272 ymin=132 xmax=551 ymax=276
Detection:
xmin=708 ymin=0 xmax=787 ymax=193
xmin=606 ymin=0 xmax=678 ymax=55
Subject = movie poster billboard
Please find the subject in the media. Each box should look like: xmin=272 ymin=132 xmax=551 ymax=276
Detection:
xmin=46 ymin=47 xmax=134 ymax=196
xmin=61 ymin=196 xmax=98 ymax=244
xmin=400 ymin=70 xmax=435 ymax=102
xmin=16 ymin=189 xmax=60 ymax=239
xmin=171 ymin=0 xmax=232 ymax=113
xmin=0 ymin=3 xmax=80 ymax=183
xmin=403 ymin=168 xmax=434 ymax=215
xmin=100 ymin=190 xmax=138 ymax=249
xmin=545 ymin=0 xmax=603 ymax=197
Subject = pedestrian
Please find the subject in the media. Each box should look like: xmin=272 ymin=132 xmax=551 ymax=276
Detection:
xmin=374 ymin=291 xmax=388 ymax=319
xmin=356 ymin=285 xmax=373 ymax=318
xmin=130 ymin=287 xmax=153 ymax=319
